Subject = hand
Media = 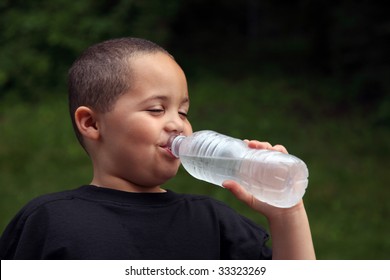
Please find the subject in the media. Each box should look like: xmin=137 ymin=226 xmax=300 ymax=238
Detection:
xmin=223 ymin=140 xmax=316 ymax=259
xmin=222 ymin=140 xmax=302 ymax=218
xmin=243 ymin=139 xmax=288 ymax=154
xmin=222 ymin=180 xmax=304 ymax=218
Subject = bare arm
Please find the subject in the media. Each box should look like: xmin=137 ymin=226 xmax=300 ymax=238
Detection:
xmin=267 ymin=200 xmax=315 ymax=259
xmin=222 ymin=140 xmax=316 ymax=260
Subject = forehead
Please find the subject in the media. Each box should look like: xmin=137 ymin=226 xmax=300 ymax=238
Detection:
xmin=129 ymin=52 xmax=186 ymax=87
xmin=130 ymin=52 xmax=180 ymax=73
xmin=119 ymin=52 xmax=188 ymax=102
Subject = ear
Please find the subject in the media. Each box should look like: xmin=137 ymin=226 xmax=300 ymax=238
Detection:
xmin=74 ymin=106 xmax=100 ymax=140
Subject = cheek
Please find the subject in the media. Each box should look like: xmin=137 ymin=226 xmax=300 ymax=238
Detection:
xmin=129 ymin=120 xmax=159 ymax=141
xmin=184 ymin=121 xmax=193 ymax=136
xmin=114 ymin=113 xmax=147 ymax=135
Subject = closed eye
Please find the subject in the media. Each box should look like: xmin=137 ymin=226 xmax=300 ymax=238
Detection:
xmin=147 ymin=109 xmax=165 ymax=115
xmin=179 ymin=111 xmax=188 ymax=118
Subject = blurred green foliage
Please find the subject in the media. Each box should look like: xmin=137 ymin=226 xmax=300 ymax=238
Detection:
xmin=0 ymin=0 xmax=389 ymax=259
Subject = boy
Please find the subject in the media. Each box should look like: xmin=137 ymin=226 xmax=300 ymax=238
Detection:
xmin=0 ymin=38 xmax=315 ymax=259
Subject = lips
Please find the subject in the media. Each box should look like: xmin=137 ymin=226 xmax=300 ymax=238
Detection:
xmin=159 ymin=144 xmax=177 ymax=159
xmin=165 ymin=147 xmax=176 ymax=158
xmin=159 ymin=135 xmax=180 ymax=159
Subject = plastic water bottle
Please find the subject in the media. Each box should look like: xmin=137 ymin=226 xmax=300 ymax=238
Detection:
xmin=169 ymin=130 xmax=309 ymax=208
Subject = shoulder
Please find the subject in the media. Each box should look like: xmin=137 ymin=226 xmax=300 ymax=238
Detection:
xmin=9 ymin=187 xmax=86 ymax=226
xmin=22 ymin=188 xmax=80 ymax=212
xmin=0 ymin=187 xmax=85 ymax=259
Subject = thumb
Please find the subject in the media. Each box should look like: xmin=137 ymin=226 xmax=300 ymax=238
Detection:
xmin=223 ymin=180 xmax=275 ymax=215
xmin=222 ymin=180 xmax=255 ymax=206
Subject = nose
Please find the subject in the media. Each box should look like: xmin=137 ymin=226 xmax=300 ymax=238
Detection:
xmin=165 ymin=113 xmax=184 ymax=134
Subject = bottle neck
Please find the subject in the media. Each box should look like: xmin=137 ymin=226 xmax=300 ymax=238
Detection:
xmin=168 ymin=135 xmax=185 ymax=158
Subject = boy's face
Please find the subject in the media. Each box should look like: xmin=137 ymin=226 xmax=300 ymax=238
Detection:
xmin=93 ymin=52 xmax=192 ymax=191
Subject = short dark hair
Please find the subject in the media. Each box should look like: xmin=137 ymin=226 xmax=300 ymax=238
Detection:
xmin=68 ymin=37 xmax=169 ymax=147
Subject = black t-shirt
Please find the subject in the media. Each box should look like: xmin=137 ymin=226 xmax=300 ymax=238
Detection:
xmin=0 ymin=185 xmax=272 ymax=259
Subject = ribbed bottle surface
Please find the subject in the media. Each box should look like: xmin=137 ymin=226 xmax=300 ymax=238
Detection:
xmin=171 ymin=130 xmax=309 ymax=208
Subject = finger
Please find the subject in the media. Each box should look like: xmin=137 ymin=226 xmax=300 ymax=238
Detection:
xmin=273 ymin=144 xmax=288 ymax=154
xmin=222 ymin=180 xmax=254 ymax=206
xmin=223 ymin=180 xmax=282 ymax=214
xmin=246 ymin=140 xmax=272 ymax=150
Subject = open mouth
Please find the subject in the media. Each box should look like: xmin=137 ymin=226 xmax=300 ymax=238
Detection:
xmin=160 ymin=145 xmax=177 ymax=158
xmin=165 ymin=147 xmax=176 ymax=158
xmin=160 ymin=135 xmax=180 ymax=159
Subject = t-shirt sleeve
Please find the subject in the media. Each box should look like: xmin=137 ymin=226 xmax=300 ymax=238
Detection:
xmin=216 ymin=203 xmax=272 ymax=260
xmin=0 ymin=202 xmax=50 ymax=259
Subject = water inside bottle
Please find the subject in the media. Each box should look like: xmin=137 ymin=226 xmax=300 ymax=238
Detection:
xmin=179 ymin=155 xmax=241 ymax=186
xmin=179 ymin=154 xmax=308 ymax=207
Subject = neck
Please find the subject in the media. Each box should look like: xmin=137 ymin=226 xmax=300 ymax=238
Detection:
xmin=90 ymin=176 xmax=166 ymax=193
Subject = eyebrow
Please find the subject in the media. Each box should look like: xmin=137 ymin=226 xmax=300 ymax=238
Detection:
xmin=143 ymin=95 xmax=189 ymax=105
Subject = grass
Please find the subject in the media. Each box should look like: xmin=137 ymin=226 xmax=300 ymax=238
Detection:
xmin=0 ymin=73 xmax=389 ymax=259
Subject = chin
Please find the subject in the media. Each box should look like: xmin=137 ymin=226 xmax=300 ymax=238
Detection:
xmin=159 ymin=168 xmax=179 ymax=183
